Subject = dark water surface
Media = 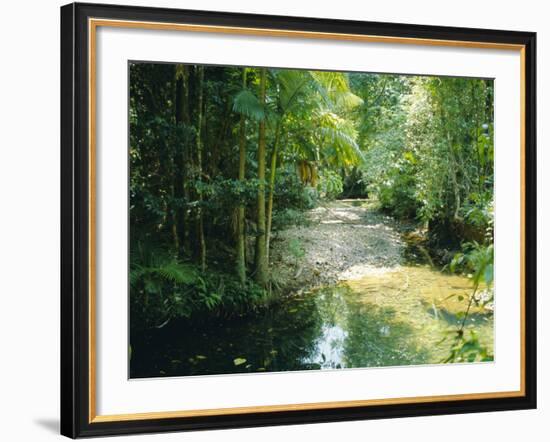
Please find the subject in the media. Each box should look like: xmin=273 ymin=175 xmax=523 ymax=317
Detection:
xmin=130 ymin=266 xmax=493 ymax=378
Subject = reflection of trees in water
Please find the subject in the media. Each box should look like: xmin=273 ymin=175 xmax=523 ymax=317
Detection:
xmin=133 ymin=282 xmax=466 ymax=378
xmin=303 ymin=286 xmax=351 ymax=369
xmin=251 ymin=295 xmax=324 ymax=372
xmin=342 ymin=301 xmax=431 ymax=368
xmin=131 ymin=293 xmax=325 ymax=378
xmin=131 ymin=284 xmax=436 ymax=378
xmin=306 ymin=286 xmax=431 ymax=370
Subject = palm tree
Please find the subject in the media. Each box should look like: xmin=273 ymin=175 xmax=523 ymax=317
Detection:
xmin=254 ymin=68 xmax=269 ymax=287
xmin=232 ymin=68 xmax=364 ymax=282
xmin=265 ymin=70 xmax=364 ymax=262
xmin=265 ymin=70 xmax=311 ymax=261
xmin=235 ymin=68 xmax=248 ymax=285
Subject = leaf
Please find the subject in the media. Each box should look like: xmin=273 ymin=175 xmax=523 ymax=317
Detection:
xmin=233 ymin=357 xmax=247 ymax=366
xmin=275 ymin=69 xmax=310 ymax=111
xmin=233 ymin=89 xmax=264 ymax=121
xmin=149 ymin=262 xmax=198 ymax=285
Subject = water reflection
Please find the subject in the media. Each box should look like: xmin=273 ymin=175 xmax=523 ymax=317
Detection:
xmin=130 ymin=266 xmax=493 ymax=378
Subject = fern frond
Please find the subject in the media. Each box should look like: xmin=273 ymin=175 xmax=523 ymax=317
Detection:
xmin=154 ymin=262 xmax=198 ymax=285
xmin=129 ymin=265 xmax=146 ymax=288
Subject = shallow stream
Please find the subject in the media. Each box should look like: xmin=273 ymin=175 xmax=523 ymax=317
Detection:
xmin=131 ymin=265 xmax=493 ymax=378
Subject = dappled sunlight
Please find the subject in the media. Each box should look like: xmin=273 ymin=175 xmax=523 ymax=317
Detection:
xmin=352 ymin=223 xmax=393 ymax=230
xmin=339 ymin=264 xmax=400 ymax=280
xmin=342 ymin=265 xmax=494 ymax=363
xmin=344 ymin=266 xmax=488 ymax=316
xmin=330 ymin=209 xmax=362 ymax=221
xmin=129 ymin=62 xmax=495 ymax=377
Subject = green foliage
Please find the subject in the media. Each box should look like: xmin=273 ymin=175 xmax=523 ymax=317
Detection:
xmin=273 ymin=168 xmax=318 ymax=211
xmin=271 ymin=208 xmax=310 ymax=231
xmin=317 ymin=169 xmax=344 ymax=199
xmin=130 ymin=261 xmax=198 ymax=302
xmin=197 ymin=176 xmax=263 ymax=209
xmin=450 ymin=242 xmax=494 ymax=288
xmin=460 ymin=186 xmax=494 ymax=243
xmin=268 ymin=168 xmax=318 ymax=231
xmin=129 ymin=63 xmax=495 ymax=351
xmin=315 ymin=111 xmax=363 ymax=168
xmin=233 ymin=89 xmax=265 ymax=121
xmin=354 ymin=74 xmax=494 ymax=245
xmin=444 ymin=242 xmax=494 ymax=363
xmin=444 ymin=330 xmax=493 ymax=363
xmin=341 ymin=167 xmax=369 ymax=198
xmin=288 ymin=238 xmax=306 ymax=264
xmin=375 ymin=155 xmax=419 ymax=219
xmin=130 ymin=241 xmax=268 ymax=330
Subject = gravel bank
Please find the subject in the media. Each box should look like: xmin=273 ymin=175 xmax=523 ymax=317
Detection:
xmin=269 ymin=199 xmax=406 ymax=293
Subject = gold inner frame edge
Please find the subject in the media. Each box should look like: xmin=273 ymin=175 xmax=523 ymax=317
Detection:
xmin=88 ymin=17 xmax=527 ymax=424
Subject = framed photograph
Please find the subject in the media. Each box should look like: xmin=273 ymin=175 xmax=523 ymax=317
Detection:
xmin=60 ymin=2 xmax=536 ymax=438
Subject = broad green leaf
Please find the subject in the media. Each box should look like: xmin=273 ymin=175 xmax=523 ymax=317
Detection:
xmin=233 ymin=357 xmax=247 ymax=366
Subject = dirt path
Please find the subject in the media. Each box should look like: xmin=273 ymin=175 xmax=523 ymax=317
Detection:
xmin=270 ymin=199 xmax=406 ymax=292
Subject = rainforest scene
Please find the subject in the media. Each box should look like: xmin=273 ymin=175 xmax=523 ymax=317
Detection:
xmin=129 ymin=62 xmax=495 ymax=378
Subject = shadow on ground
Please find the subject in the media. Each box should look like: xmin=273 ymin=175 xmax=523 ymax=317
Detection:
xmin=34 ymin=418 xmax=58 ymax=434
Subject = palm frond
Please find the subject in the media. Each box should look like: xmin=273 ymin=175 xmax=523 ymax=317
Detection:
xmin=129 ymin=265 xmax=146 ymax=288
xmin=275 ymin=70 xmax=311 ymax=111
xmin=309 ymin=71 xmax=363 ymax=111
xmin=233 ymin=89 xmax=265 ymax=121
xmin=310 ymin=71 xmax=350 ymax=93
xmin=316 ymin=111 xmax=363 ymax=166
xmin=334 ymin=91 xmax=364 ymax=110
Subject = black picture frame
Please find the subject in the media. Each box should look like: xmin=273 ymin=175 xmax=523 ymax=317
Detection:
xmin=61 ymin=2 xmax=537 ymax=438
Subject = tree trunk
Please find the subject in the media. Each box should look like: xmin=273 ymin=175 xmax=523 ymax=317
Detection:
xmin=265 ymin=122 xmax=282 ymax=264
xmin=236 ymin=69 xmax=247 ymax=285
xmin=254 ymin=68 xmax=268 ymax=287
xmin=195 ymin=66 xmax=207 ymax=271
xmin=446 ymin=131 xmax=461 ymax=221
xmin=174 ymin=65 xmax=189 ymax=258
xmin=441 ymin=108 xmax=461 ymax=221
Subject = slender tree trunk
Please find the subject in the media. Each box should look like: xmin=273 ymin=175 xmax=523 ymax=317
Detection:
xmin=265 ymin=122 xmax=282 ymax=264
xmin=473 ymin=81 xmax=487 ymax=193
xmin=196 ymin=66 xmax=207 ymax=271
xmin=254 ymin=68 xmax=268 ymax=287
xmin=446 ymin=130 xmax=461 ymax=220
xmin=236 ymin=69 xmax=247 ymax=285
xmin=441 ymin=108 xmax=461 ymax=221
xmin=174 ymin=65 xmax=189 ymax=258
